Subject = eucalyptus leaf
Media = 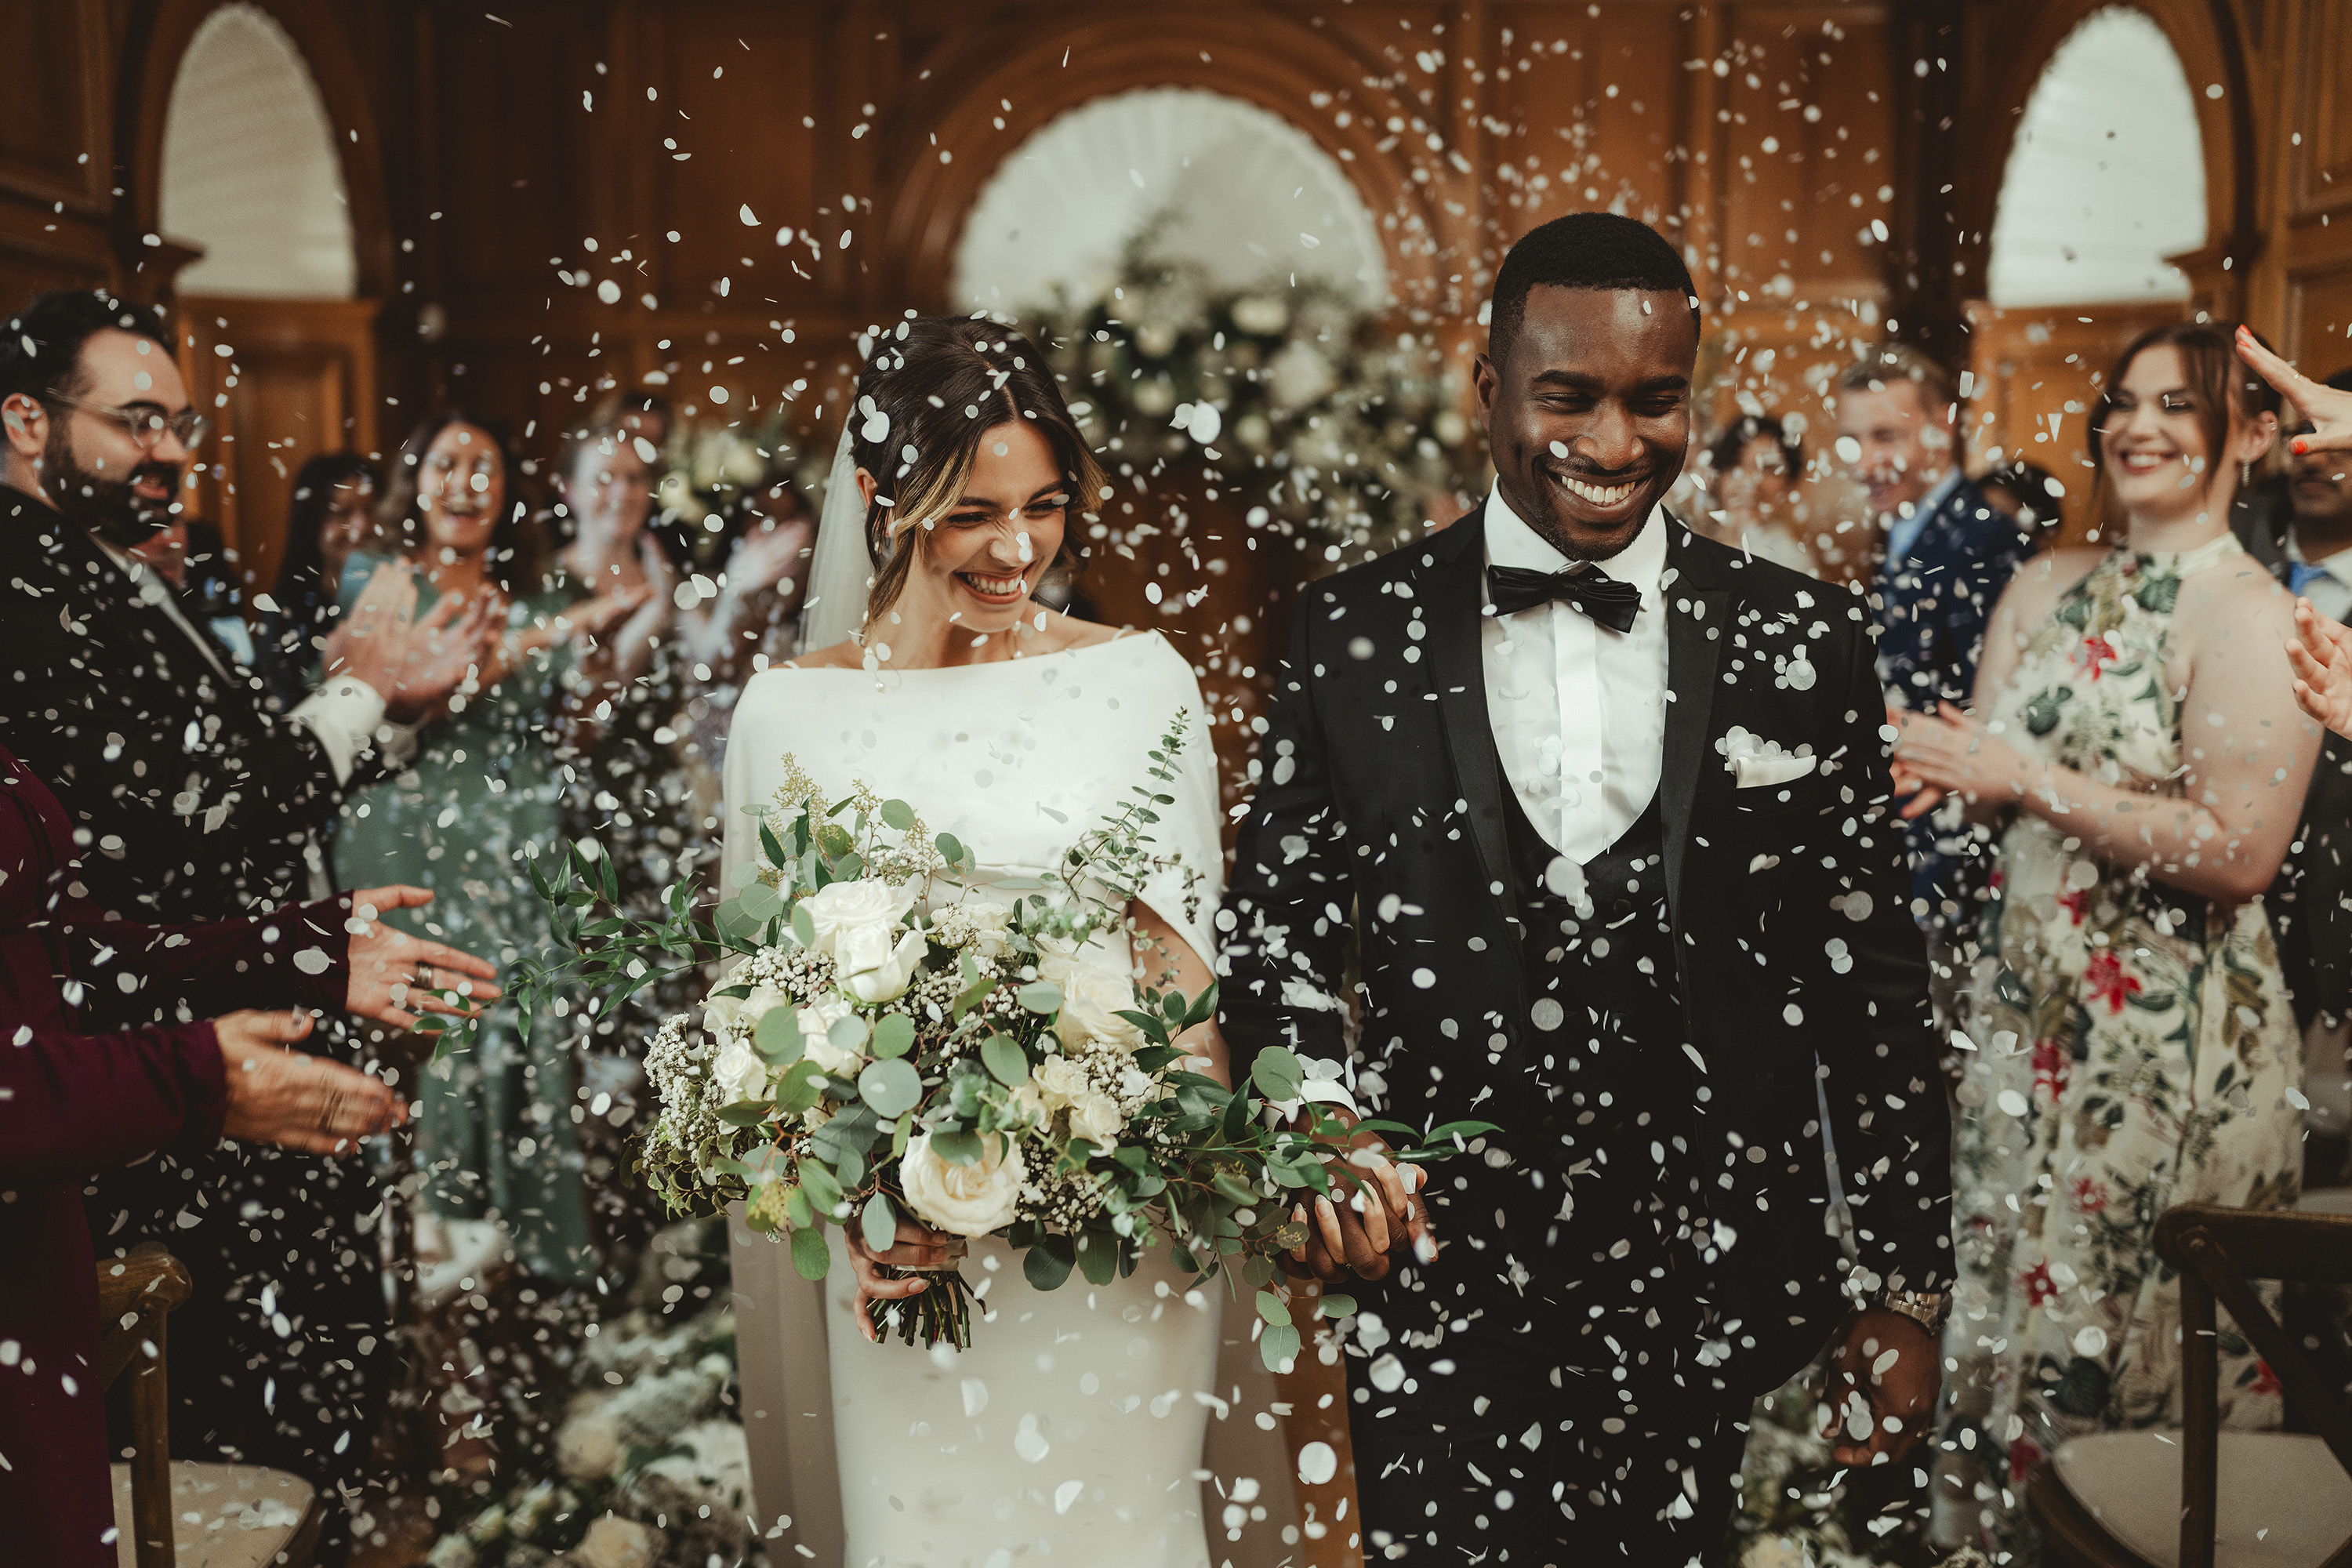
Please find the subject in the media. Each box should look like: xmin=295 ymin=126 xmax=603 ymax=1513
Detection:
xmin=931 ymin=1128 xmax=983 ymax=1167
xmin=1254 ymin=1288 xmax=1291 ymax=1327
xmin=753 ymin=1005 xmax=804 ymax=1065
xmin=798 ymin=1158 xmax=844 ymax=1216
xmin=858 ymin=1057 xmax=922 ymax=1119
xmin=1075 ymin=1230 xmax=1119 ymax=1287
xmin=1317 ymin=1293 xmax=1359 ymax=1319
xmin=1016 ymin=981 xmax=1064 ymax=1014
xmin=880 ymin=798 xmax=916 ymax=831
xmin=789 ymin=1225 xmax=830 ymax=1281
xmin=1258 ymin=1322 xmax=1301 ymax=1373
xmin=869 ymin=1013 xmax=916 ymax=1059
xmin=789 ymin=902 xmax=816 ymax=949
xmin=774 ymin=1060 xmax=827 ymax=1115
xmin=860 ymin=1192 xmax=898 ymax=1253
xmin=1023 ymin=1233 xmax=1075 ymax=1290
xmin=739 ymin=880 xmax=782 ymax=922
xmin=829 ymin=1012 xmax=871 ymax=1058
xmin=980 ymin=1033 xmax=1031 ymax=1087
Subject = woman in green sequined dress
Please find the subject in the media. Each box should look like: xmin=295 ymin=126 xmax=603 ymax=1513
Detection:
xmin=334 ymin=413 xmax=644 ymax=1283
xmin=1893 ymin=323 xmax=2318 ymax=1552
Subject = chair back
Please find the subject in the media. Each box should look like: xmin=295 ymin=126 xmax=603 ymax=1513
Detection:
xmin=96 ymin=1242 xmax=192 ymax=1568
xmin=2153 ymin=1203 xmax=2352 ymax=1568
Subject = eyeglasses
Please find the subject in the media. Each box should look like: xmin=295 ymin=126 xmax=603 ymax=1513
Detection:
xmin=39 ymin=394 xmax=210 ymax=452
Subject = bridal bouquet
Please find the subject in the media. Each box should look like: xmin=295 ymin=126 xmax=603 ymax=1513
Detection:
xmin=517 ymin=717 xmax=1490 ymax=1357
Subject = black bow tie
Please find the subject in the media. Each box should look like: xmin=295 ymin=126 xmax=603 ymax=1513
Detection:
xmin=1487 ymin=563 xmax=1642 ymax=632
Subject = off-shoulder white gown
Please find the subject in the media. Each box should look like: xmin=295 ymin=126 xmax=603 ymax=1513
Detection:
xmin=721 ymin=633 xmax=1286 ymax=1568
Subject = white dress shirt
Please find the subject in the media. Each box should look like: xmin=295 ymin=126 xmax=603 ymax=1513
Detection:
xmin=1480 ymin=488 xmax=1671 ymax=861
xmin=94 ymin=536 xmax=407 ymax=786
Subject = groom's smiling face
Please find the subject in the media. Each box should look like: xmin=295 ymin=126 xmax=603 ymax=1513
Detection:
xmin=1474 ymin=284 xmax=1697 ymax=561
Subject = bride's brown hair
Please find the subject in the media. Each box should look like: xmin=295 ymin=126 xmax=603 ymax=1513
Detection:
xmin=848 ymin=316 xmax=1105 ymax=626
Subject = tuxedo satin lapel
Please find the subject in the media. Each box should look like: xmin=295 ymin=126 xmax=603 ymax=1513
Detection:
xmin=1425 ymin=514 xmax=1519 ymax=937
xmin=1661 ymin=523 xmax=1736 ymax=916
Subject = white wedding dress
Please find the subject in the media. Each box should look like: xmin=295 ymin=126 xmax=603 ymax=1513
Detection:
xmin=722 ymin=632 xmax=1290 ymax=1568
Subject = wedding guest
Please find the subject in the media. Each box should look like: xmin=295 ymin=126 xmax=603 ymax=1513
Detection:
xmin=0 ymin=288 xmax=489 ymax=1560
xmin=1692 ymin=413 xmax=1818 ymax=573
xmin=1893 ymin=321 xmax=2314 ymax=1552
xmin=1976 ymin=458 xmax=2066 ymax=550
xmin=256 ymin=452 xmax=381 ymax=710
xmin=334 ymin=412 xmax=643 ymax=1289
xmin=0 ymin=741 xmax=499 ymax=1568
xmin=1836 ymin=344 xmax=2034 ymax=935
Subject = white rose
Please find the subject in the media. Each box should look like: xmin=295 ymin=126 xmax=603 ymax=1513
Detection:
xmin=956 ymin=901 xmax=1014 ymax=956
xmin=554 ymin=1406 xmax=621 ymax=1481
xmin=1033 ymin=1054 xmax=1088 ymax=1111
xmin=572 ymin=1515 xmax=658 ymax=1568
xmin=801 ymin=878 xmax=914 ymax=961
xmin=797 ymin=995 xmax=860 ymax=1073
xmin=840 ymin=926 xmax=927 ymax=1004
xmin=1040 ymin=953 xmax=1145 ymax=1051
xmin=1068 ymin=1091 xmax=1124 ymax=1151
xmin=700 ymin=989 xmax=744 ymax=1036
xmin=898 ymin=1130 xmax=1026 ymax=1237
xmin=711 ymin=1039 xmax=769 ymax=1103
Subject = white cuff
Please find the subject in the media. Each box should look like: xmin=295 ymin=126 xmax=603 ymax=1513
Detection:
xmin=288 ymin=678 xmax=390 ymax=786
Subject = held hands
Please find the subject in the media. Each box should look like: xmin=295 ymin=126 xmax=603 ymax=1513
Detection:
xmin=214 ymin=1008 xmax=407 ymax=1155
xmin=2238 ymin=326 xmax=2352 ymax=456
xmin=343 ymin=885 xmax=501 ymax=1031
xmin=841 ymin=1214 xmax=964 ymax=1343
xmin=1820 ymin=1308 xmax=1940 ymax=1467
xmin=2288 ymin=597 xmax=2352 ymax=741
xmin=1283 ymin=1108 xmax=1436 ymax=1284
xmin=1888 ymin=702 xmax=2035 ymax=820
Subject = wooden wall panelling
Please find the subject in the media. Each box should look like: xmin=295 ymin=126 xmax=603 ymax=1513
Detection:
xmin=176 ymin=295 xmax=384 ymax=596
xmin=0 ymin=0 xmax=118 ymax=300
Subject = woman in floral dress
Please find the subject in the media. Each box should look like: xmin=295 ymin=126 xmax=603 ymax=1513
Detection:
xmin=1891 ymin=321 xmax=2316 ymax=1552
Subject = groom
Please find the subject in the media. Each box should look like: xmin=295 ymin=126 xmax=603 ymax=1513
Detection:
xmin=1219 ymin=212 xmax=1951 ymax=1563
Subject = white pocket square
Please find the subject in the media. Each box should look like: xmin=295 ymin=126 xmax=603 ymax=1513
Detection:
xmin=1717 ymin=725 xmax=1818 ymax=789
xmin=1732 ymin=753 xmax=1818 ymax=789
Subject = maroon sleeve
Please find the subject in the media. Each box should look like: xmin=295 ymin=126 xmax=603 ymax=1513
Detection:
xmin=0 ymin=1017 xmax=227 ymax=1183
xmin=56 ymin=895 xmax=353 ymax=1022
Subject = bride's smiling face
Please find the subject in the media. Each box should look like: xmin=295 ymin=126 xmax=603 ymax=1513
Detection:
xmin=869 ymin=419 xmax=1073 ymax=636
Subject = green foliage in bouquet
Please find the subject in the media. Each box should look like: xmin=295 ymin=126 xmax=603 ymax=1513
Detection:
xmin=509 ymin=716 xmax=1492 ymax=1361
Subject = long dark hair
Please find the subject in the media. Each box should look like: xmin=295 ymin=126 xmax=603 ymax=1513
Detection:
xmin=376 ymin=410 xmax=535 ymax=590
xmin=1704 ymin=415 xmax=1802 ymax=486
xmin=274 ymin=451 xmax=379 ymax=603
xmin=848 ymin=317 xmax=1106 ymax=625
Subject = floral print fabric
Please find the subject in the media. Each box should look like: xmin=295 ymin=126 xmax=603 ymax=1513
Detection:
xmin=1934 ymin=535 xmax=2302 ymax=1549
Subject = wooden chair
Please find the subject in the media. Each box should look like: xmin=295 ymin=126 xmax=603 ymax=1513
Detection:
xmin=99 ymin=1242 xmax=327 ymax=1568
xmin=2028 ymin=1203 xmax=2352 ymax=1568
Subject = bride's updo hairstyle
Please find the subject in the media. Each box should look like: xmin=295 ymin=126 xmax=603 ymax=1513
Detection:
xmin=848 ymin=315 xmax=1105 ymax=625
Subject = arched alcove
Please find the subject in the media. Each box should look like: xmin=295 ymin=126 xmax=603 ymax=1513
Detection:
xmin=952 ymin=87 xmax=1387 ymax=314
xmin=157 ymin=2 xmax=355 ymax=297
xmin=1987 ymin=5 xmax=2207 ymax=307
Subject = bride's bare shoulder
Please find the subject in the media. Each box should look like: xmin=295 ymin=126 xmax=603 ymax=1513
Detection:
xmin=782 ymin=640 xmax=865 ymax=671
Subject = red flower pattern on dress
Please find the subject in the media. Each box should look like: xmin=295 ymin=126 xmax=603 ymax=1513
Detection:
xmin=2074 ymin=633 xmax=2122 ymax=680
xmin=2251 ymin=1359 xmax=2281 ymax=1396
xmin=2085 ymin=948 xmax=2143 ymax=1014
xmin=2008 ymin=1436 xmax=2044 ymax=1485
xmin=2020 ymin=1261 xmax=2059 ymax=1308
xmin=2072 ymin=1177 xmax=2109 ymax=1214
xmin=2032 ymin=1038 xmax=2071 ymax=1101
xmin=2057 ymin=886 xmax=2092 ymax=926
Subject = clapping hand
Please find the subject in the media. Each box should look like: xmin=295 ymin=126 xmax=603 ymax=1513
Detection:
xmin=1821 ymin=1308 xmax=1940 ymax=1466
xmin=343 ymin=884 xmax=500 ymax=1031
xmin=325 ymin=562 xmax=497 ymax=722
xmin=1888 ymin=702 xmax=2034 ymax=820
xmin=1283 ymin=1109 xmax=1435 ymax=1283
xmin=2238 ymin=326 xmax=2352 ymax=456
xmin=2289 ymin=597 xmax=2352 ymax=740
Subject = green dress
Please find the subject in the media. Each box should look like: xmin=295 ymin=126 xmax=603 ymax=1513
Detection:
xmin=1934 ymin=534 xmax=2303 ymax=1548
xmin=333 ymin=553 xmax=596 ymax=1283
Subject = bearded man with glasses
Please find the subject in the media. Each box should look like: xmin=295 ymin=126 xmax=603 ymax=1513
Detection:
xmin=0 ymin=288 xmax=495 ymax=1559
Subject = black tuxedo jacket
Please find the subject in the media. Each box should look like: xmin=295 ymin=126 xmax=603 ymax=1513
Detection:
xmin=0 ymin=484 xmax=368 ymax=936
xmin=1219 ymin=510 xmax=1951 ymax=1387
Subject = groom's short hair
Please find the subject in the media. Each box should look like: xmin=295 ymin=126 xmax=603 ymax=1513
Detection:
xmin=1488 ymin=213 xmax=1699 ymax=363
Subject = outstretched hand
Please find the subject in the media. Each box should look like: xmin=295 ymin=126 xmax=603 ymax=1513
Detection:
xmin=2238 ymin=326 xmax=2352 ymax=456
xmin=841 ymin=1214 xmax=963 ymax=1343
xmin=2289 ymin=597 xmax=2352 ymax=741
xmin=1821 ymin=1308 xmax=1940 ymax=1467
xmin=343 ymin=885 xmax=501 ymax=1030
xmin=1283 ymin=1109 xmax=1435 ymax=1283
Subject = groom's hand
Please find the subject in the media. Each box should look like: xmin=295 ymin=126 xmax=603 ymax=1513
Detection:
xmin=1820 ymin=1308 xmax=1940 ymax=1467
xmin=1283 ymin=1108 xmax=1433 ymax=1283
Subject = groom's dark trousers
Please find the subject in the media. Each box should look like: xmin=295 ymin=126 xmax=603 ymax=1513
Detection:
xmin=1220 ymin=514 xmax=1951 ymax=1564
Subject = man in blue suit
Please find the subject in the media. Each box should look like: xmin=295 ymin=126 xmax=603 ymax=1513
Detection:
xmin=1835 ymin=345 xmax=2033 ymax=935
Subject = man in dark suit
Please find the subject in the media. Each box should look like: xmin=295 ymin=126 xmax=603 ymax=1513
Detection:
xmin=0 ymin=288 xmax=486 ymax=1559
xmin=2237 ymin=366 xmax=2352 ymax=1178
xmin=1834 ymin=347 xmax=2032 ymax=934
xmin=1219 ymin=214 xmax=1951 ymax=1563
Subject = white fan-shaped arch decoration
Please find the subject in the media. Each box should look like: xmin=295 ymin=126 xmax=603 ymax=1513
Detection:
xmin=1987 ymin=5 xmax=2206 ymax=308
xmin=953 ymin=87 xmax=1387 ymax=315
xmin=159 ymin=3 xmax=357 ymax=298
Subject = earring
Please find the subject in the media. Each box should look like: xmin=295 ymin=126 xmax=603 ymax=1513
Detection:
xmin=2243 ymin=459 xmax=2252 ymax=487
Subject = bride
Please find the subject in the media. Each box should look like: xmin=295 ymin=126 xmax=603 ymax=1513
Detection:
xmin=723 ymin=315 xmax=1283 ymax=1567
